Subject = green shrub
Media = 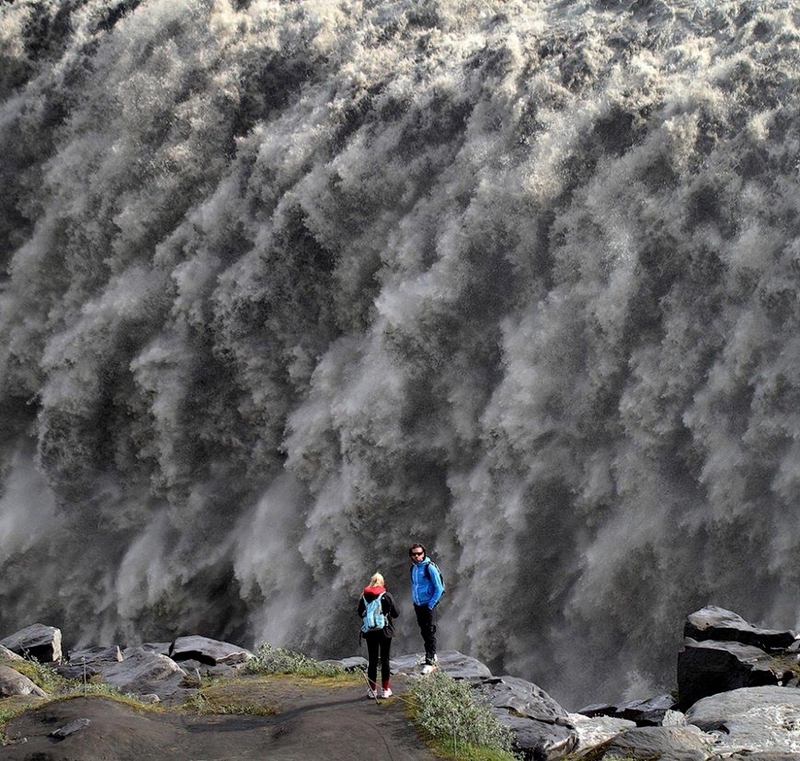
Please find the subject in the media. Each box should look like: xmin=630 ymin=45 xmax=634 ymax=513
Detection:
xmin=410 ymin=671 xmax=518 ymax=760
xmin=245 ymin=643 xmax=347 ymax=678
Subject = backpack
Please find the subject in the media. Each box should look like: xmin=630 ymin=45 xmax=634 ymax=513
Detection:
xmin=411 ymin=562 xmax=446 ymax=595
xmin=361 ymin=592 xmax=387 ymax=633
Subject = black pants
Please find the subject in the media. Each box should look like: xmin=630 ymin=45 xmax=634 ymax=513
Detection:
xmin=414 ymin=604 xmax=437 ymax=662
xmin=365 ymin=632 xmax=392 ymax=686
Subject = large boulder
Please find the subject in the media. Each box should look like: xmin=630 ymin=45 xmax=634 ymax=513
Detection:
xmin=677 ymin=639 xmax=790 ymax=710
xmin=168 ymin=636 xmax=253 ymax=666
xmin=474 ymin=675 xmax=578 ymax=760
xmin=685 ymin=686 xmax=800 ymax=755
xmin=95 ymin=647 xmax=187 ymax=698
xmin=685 ymin=607 xmax=797 ymax=652
xmin=0 ymin=645 xmax=24 ymax=661
xmin=0 ymin=664 xmax=47 ymax=698
xmin=0 ymin=624 xmax=62 ymax=663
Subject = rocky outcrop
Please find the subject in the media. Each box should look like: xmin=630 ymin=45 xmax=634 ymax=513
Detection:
xmin=675 ymin=603 xmax=800 ymax=712
xmin=474 ymin=675 xmax=578 ymax=760
xmin=4 ymin=607 xmax=800 ymax=760
xmin=685 ymin=607 xmax=797 ymax=651
xmin=391 ymin=650 xmax=493 ymax=678
xmin=685 ymin=686 xmax=800 ymax=755
xmin=0 ymin=623 xmax=62 ymax=663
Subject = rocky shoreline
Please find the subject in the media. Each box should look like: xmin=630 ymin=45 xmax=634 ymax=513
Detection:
xmin=3 ymin=605 xmax=800 ymax=759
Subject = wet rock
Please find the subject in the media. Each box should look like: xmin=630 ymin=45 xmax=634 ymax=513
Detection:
xmin=0 ymin=664 xmax=47 ymax=698
xmin=599 ymin=725 xmax=714 ymax=760
xmin=567 ymin=711 xmax=637 ymax=753
xmin=168 ymin=635 xmax=253 ymax=666
xmin=685 ymin=686 xmax=800 ymax=756
xmin=0 ymin=623 xmax=62 ymax=663
xmin=685 ymin=607 xmax=797 ymax=652
xmin=677 ymin=638 xmax=790 ymax=709
xmin=580 ymin=693 xmax=677 ymax=726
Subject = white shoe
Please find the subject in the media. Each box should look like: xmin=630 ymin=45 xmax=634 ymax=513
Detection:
xmin=380 ymin=688 xmax=393 ymax=698
xmin=367 ymin=688 xmax=377 ymax=698
xmin=421 ymin=664 xmax=436 ymax=675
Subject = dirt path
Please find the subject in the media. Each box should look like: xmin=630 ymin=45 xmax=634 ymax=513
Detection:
xmin=1 ymin=674 xmax=438 ymax=761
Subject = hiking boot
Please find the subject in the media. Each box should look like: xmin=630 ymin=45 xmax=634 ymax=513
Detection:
xmin=380 ymin=688 xmax=393 ymax=698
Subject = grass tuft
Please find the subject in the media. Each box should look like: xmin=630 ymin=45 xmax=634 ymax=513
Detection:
xmin=245 ymin=643 xmax=349 ymax=679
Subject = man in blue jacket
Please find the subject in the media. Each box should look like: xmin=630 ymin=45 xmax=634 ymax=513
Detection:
xmin=408 ymin=543 xmax=445 ymax=674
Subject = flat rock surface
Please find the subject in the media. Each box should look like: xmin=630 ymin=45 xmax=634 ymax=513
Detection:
xmin=1 ymin=674 xmax=438 ymax=760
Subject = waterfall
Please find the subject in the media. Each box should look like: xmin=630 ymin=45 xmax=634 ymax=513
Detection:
xmin=2 ymin=0 xmax=800 ymax=706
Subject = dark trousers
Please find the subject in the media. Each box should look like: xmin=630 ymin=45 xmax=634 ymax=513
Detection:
xmin=365 ymin=632 xmax=392 ymax=686
xmin=414 ymin=604 xmax=437 ymax=662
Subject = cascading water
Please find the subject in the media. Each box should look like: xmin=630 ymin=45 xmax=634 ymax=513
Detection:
xmin=2 ymin=0 xmax=800 ymax=707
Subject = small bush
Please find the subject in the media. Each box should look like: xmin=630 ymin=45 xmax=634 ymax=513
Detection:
xmin=410 ymin=671 xmax=517 ymax=760
xmin=245 ymin=643 xmax=347 ymax=679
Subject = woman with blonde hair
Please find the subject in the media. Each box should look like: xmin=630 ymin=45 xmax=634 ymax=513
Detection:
xmin=358 ymin=571 xmax=400 ymax=698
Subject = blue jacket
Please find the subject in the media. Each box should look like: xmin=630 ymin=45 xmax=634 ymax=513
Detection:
xmin=411 ymin=558 xmax=444 ymax=609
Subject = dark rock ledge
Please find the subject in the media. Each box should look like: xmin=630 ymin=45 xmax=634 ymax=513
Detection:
xmin=2 ymin=605 xmax=800 ymax=760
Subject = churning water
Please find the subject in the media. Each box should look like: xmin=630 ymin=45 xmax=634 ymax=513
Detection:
xmin=2 ymin=0 xmax=800 ymax=706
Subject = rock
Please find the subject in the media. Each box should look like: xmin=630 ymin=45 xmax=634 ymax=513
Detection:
xmin=140 ymin=642 xmax=172 ymax=655
xmin=390 ymin=650 xmax=493 ymax=679
xmin=56 ymin=646 xmax=124 ymax=680
xmin=580 ymin=694 xmax=678 ymax=726
xmin=0 ymin=664 xmax=47 ymax=698
xmin=49 ymin=718 xmax=90 ymax=739
xmin=685 ymin=607 xmax=797 ymax=652
xmin=599 ymin=725 xmax=715 ymax=760
xmin=174 ymin=658 xmax=237 ymax=679
xmin=685 ymin=686 xmax=800 ymax=755
xmin=474 ymin=675 xmax=578 ymax=760
xmin=498 ymin=712 xmax=577 ymax=760
xmin=96 ymin=647 xmax=187 ymax=698
xmin=677 ymin=639 xmax=790 ymax=710
xmin=0 ymin=645 xmax=24 ymax=661
xmin=168 ymin=636 xmax=253 ymax=666
xmin=69 ymin=645 xmax=123 ymax=664
xmin=321 ymin=656 xmax=367 ymax=671
xmin=567 ymin=712 xmax=637 ymax=753
xmin=0 ymin=623 xmax=62 ymax=663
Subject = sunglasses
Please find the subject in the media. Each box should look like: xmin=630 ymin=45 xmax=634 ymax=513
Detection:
xmin=411 ymin=551 xmax=424 ymax=557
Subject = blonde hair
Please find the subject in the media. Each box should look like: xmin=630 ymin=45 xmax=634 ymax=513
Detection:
xmin=369 ymin=572 xmax=385 ymax=587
